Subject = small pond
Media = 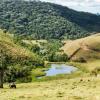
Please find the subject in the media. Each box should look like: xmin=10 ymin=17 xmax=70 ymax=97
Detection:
xmin=45 ymin=64 xmax=78 ymax=76
xmin=37 ymin=64 xmax=78 ymax=79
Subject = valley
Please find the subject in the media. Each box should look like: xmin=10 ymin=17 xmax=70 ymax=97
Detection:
xmin=0 ymin=0 xmax=100 ymax=100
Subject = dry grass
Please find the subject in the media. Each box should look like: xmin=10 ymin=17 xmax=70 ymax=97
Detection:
xmin=61 ymin=33 xmax=100 ymax=61
xmin=0 ymin=75 xmax=100 ymax=100
xmin=68 ymin=60 xmax=100 ymax=72
xmin=0 ymin=29 xmax=37 ymax=60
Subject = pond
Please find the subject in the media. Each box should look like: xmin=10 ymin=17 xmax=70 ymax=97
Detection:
xmin=37 ymin=64 xmax=78 ymax=79
xmin=45 ymin=64 xmax=78 ymax=76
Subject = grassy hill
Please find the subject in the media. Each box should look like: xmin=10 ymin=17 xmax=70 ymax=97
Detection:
xmin=61 ymin=33 xmax=100 ymax=71
xmin=0 ymin=29 xmax=44 ymax=82
xmin=0 ymin=29 xmax=42 ymax=66
xmin=0 ymin=0 xmax=100 ymax=39
xmin=61 ymin=33 xmax=100 ymax=61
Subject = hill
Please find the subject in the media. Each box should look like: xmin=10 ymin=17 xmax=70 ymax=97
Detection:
xmin=0 ymin=0 xmax=100 ymax=39
xmin=61 ymin=33 xmax=100 ymax=61
xmin=0 ymin=29 xmax=42 ymax=66
xmin=61 ymin=33 xmax=100 ymax=71
xmin=0 ymin=29 xmax=44 ymax=82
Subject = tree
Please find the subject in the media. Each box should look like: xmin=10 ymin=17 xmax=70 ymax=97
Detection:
xmin=1 ymin=0 xmax=98 ymax=40
xmin=0 ymin=49 xmax=10 ymax=88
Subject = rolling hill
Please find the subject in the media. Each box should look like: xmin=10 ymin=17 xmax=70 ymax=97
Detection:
xmin=61 ymin=33 xmax=100 ymax=71
xmin=61 ymin=33 xmax=100 ymax=61
xmin=0 ymin=29 xmax=45 ymax=82
xmin=0 ymin=0 xmax=100 ymax=39
xmin=0 ymin=29 xmax=41 ymax=65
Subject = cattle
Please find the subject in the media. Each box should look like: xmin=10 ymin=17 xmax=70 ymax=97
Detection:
xmin=9 ymin=83 xmax=16 ymax=89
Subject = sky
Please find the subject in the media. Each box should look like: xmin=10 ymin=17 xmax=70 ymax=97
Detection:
xmin=40 ymin=0 xmax=100 ymax=14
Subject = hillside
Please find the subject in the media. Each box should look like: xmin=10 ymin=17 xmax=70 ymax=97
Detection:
xmin=0 ymin=0 xmax=100 ymax=39
xmin=0 ymin=29 xmax=41 ymax=65
xmin=61 ymin=33 xmax=100 ymax=61
xmin=0 ymin=29 xmax=45 ymax=82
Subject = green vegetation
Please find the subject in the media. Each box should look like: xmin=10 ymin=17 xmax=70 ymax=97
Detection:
xmin=1 ymin=0 xmax=100 ymax=40
xmin=21 ymin=39 xmax=68 ymax=62
xmin=0 ymin=49 xmax=9 ymax=88
xmin=0 ymin=28 xmax=100 ymax=84
xmin=0 ymin=29 xmax=69 ymax=84
xmin=34 ymin=71 xmax=84 ymax=82
xmin=0 ymin=1 xmax=100 ymax=99
xmin=41 ymin=40 xmax=68 ymax=62
xmin=0 ymin=29 xmax=43 ymax=84
xmin=31 ymin=67 xmax=49 ymax=81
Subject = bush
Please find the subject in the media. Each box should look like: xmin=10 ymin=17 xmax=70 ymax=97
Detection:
xmin=53 ymin=53 xmax=68 ymax=62
xmin=4 ymin=65 xmax=32 ymax=83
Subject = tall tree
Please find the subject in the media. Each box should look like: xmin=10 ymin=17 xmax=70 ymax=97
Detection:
xmin=0 ymin=49 xmax=9 ymax=88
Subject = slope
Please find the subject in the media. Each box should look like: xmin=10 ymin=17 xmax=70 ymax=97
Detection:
xmin=0 ymin=0 xmax=100 ymax=39
xmin=0 ymin=29 xmax=41 ymax=65
xmin=61 ymin=33 xmax=100 ymax=61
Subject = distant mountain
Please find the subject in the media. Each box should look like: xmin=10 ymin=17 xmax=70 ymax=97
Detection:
xmin=0 ymin=0 xmax=100 ymax=39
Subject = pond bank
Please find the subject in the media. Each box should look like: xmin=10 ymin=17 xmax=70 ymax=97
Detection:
xmin=31 ymin=63 xmax=83 ymax=82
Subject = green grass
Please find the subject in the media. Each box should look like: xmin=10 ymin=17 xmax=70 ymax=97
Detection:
xmin=31 ymin=66 xmax=86 ymax=82
xmin=31 ymin=68 xmax=48 ymax=81
xmin=36 ymin=71 xmax=85 ymax=81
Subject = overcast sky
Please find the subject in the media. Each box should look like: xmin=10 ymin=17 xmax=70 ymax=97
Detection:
xmin=40 ymin=0 xmax=100 ymax=14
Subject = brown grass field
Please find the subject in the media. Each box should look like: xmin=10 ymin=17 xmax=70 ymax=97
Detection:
xmin=0 ymin=75 xmax=100 ymax=100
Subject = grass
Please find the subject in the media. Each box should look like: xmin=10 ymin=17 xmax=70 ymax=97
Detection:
xmin=31 ymin=63 xmax=85 ymax=82
xmin=31 ymin=66 xmax=88 ymax=82
xmin=31 ymin=67 xmax=48 ymax=81
xmin=61 ymin=33 xmax=100 ymax=61
xmin=0 ymin=75 xmax=100 ymax=100
xmin=36 ymin=71 xmax=85 ymax=82
xmin=68 ymin=60 xmax=100 ymax=72
xmin=0 ymin=30 xmax=100 ymax=99
xmin=22 ymin=39 xmax=48 ymax=47
xmin=31 ymin=59 xmax=100 ymax=82
xmin=0 ymin=29 xmax=40 ymax=64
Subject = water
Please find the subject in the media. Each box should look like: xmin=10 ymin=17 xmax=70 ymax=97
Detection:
xmin=45 ymin=64 xmax=78 ymax=76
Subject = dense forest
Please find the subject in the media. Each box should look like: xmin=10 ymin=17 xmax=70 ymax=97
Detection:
xmin=0 ymin=0 xmax=100 ymax=39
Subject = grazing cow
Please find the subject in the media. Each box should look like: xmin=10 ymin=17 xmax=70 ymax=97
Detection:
xmin=9 ymin=83 xmax=16 ymax=89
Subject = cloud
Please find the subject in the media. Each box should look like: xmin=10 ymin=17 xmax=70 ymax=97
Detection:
xmin=40 ymin=0 xmax=100 ymax=13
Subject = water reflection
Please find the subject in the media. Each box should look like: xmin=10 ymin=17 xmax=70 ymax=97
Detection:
xmin=45 ymin=64 xmax=77 ymax=76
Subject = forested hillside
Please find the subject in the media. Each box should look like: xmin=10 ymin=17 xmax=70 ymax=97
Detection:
xmin=0 ymin=0 xmax=100 ymax=39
